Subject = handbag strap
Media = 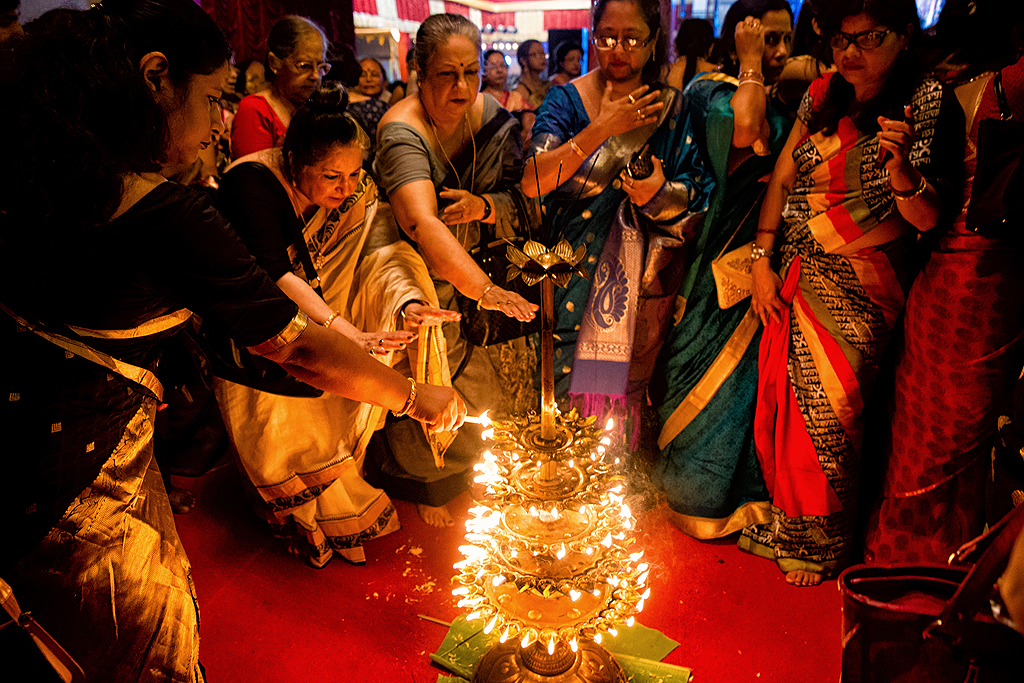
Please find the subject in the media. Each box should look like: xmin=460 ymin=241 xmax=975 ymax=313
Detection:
xmin=931 ymin=503 xmax=1024 ymax=642
xmin=715 ymin=185 xmax=767 ymax=260
xmin=1 ymin=577 xmax=85 ymax=682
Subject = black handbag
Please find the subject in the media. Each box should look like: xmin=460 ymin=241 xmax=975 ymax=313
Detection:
xmin=839 ymin=503 xmax=1024 ymax=683
xmin=965 ymin=71 xmax=1023 ymax=238
xmin=456 ymin=220 xmax=542 ymax=347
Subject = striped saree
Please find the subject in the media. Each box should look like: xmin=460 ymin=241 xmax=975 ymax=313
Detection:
xmin=740 ymin=73 xmax=959 ymax=575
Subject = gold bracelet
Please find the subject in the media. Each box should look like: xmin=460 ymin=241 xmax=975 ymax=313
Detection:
xmin=738 ymin=69 xmax=764 ymax=81
xmin=476 ymin=283 xmax=496 ymax=311
xmin=392 ymin=377 xmax=417 ymax=417
xmin=568 ymin=137 xmax=588 ymax=161
xmin=892 ymin=174 xmax=928 ymax=201
xmin=323 ymin=311 xmax=340 ymax=328
xmin=738 ymin=78 xmax=765 ymax=88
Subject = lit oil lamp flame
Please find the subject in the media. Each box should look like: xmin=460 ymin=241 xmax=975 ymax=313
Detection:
xmin=569 ymin=638 xmax=579 ymax=653
xmin=548 ymin=638 xmax=555 ymax=655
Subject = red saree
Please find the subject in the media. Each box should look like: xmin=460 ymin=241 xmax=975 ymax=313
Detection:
xmin=865 ymin=59 xmax=1024 ymax=564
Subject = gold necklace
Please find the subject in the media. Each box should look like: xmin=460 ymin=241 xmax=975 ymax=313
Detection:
xmin=427 ymin=110 xmax=477 ymax=246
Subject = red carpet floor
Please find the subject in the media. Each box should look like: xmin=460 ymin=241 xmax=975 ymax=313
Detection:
xmin=172 ymin=465 xmax=841 ymax=682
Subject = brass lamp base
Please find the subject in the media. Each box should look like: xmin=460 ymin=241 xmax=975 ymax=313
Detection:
xmin=471 ymin=639 xmax=627 ymax=683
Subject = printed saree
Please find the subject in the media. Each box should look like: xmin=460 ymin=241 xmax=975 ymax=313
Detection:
xmin=530 ymin=83 xmax=711 ymax=443
xmin=740 ymin=73 xmax=960 ymax=575
xmin=216 ymin=165 xmax=434 ymax=566
xmin=651 ymin=73 xmax=792 ymax=538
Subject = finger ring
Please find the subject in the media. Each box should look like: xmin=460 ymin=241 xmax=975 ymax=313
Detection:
xmin=628 ymin=94 xmax=636 ymax=104
xmin=379 ymin=339 xmax=385 ymax=346
xmin=636 ymin=109 xmax=643 ymax=120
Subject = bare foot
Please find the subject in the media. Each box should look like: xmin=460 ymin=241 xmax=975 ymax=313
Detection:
xmin=167 ymin=486 xmax=195 ymax=515
xmin=417 ymin=503 xmax=454 ymax=527
xmin=785 ymin=569 xmax=822 ymax=586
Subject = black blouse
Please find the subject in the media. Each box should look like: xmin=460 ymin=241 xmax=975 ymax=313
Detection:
xmin=0 ymin=182 xmax=297 ymax=570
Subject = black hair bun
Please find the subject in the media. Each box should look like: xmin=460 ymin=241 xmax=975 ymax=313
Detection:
xmin=306 ymin=81 xmax=349 ymax=114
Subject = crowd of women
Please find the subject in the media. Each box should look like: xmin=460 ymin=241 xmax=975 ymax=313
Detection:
xmin=1 ymin=0 xmax=1023 ymax=679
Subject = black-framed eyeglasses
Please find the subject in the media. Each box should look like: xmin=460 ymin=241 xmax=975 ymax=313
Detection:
xmin=593 ymin=33 xmax=655 ymax=52
xmin=829 ymin=29 xmax=892 ymax=51
xmin=294 ymin=60 xmax=332 ymax=77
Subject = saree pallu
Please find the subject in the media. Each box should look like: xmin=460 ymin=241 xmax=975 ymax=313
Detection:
xmin=216 ymin=173 xmax=432 ymax=566
xmin=865 ymin=64 xmax=1024 ymax=564
xmin=651 ymin=74 xmax=793 ymax=538
xmin=741 ymin=75 xmax=954 ymax=575
xmin=530 ymin=85 xmax=711 ymax=442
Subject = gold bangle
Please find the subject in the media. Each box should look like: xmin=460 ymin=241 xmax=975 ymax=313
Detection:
xmin=568 ymin=137 xmax=588 ymax=161
xmin=323 ymin=311 xmax=340 ymax=328
xmin=477 ymin=283 xmax=496 ymax=311
xmin=738 ymin=69 xmax=764 ymax=81
xmin=392 ymin=377 xmax=417 ymax=417
xmin=738 ymin=79 xmax=765 ymax=88
xmin=892 ymin=174 xmax=928 ymax=200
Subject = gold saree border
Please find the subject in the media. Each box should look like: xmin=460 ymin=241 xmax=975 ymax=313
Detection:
xmin=737 ymin=534 xmax=834 ymax=576
xmin=66 ymin=308 xmax=192 ymax=339
xmin=658 ymin=308 xmax=760 ymax=450
xmin=663 ymin=500 xmax=770 ymax=540
xmin=247 ymin=311 xmax=308 ymax=355
xmin=1 ymin=302 xmax=167 ymax=402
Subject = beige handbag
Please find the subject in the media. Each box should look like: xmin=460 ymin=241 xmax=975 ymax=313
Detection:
xmin=710 ymin=189 xmax=766 ymax=309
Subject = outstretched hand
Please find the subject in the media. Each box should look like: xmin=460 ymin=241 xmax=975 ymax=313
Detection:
xmin=478 ymin=284 xmax=537 ymax=322
xmin=355 ymin=330 xmax=416 ymax=355
xmin=402 ymin=302 xmax=460 ymax=328
xmin=408 ymin=383 xmax=466 ymax=432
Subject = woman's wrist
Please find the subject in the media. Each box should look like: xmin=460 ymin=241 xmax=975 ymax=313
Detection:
xmin=391 ymin=377 xmax=418 ymax=416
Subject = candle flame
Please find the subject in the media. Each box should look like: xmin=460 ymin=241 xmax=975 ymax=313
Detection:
xmin=569 ymin=638 xmax=578 ymax=652
xmin=605 ymin=418 xmax=615 ymax=431
xmin=548 ymin=638 xmax=555 ymax=655
xmin=484 ymin=614 xmax=499 ymax=634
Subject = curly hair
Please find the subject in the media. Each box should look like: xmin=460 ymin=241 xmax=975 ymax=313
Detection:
xmin=0 ymin=0 xmax=230 ymax=236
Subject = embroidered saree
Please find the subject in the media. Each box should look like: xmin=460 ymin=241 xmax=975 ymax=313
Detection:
xmin=740 ymin=73 xmax=962 ymax=575
xmin=216 ymin=156 xmax=434 ymax=566
xmin=651 ymin=73 xmax=792 ymax=538
xmin=530 ymin=84 xmax=711 ymax=440
xmin=371 ymin=96 xmax=536 ymax=506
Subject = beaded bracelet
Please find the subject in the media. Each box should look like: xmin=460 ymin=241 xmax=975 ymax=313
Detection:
xmin=323 ymin=311 xmax=340 ymax=329
xmin=892 ymin=174 xmax=928 ymax=201
xmin=392 ymin=377 xmax=417 ymax=417
xmin=568 ymin=137 xmax=588 ymax=161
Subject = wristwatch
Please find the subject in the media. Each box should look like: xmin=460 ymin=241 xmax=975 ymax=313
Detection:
xmin=750 ymin=244 xmax=773 ymax=262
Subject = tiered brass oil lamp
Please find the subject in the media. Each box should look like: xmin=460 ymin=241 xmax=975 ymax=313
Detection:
xmin=452 ymin=240 xmax=650 ymax=683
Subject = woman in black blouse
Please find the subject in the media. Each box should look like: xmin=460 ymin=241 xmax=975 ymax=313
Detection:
xmin=0 ymin=1 xmax=463 ymax=679
xmin=215 ymin=83 xmax=458 ymax=567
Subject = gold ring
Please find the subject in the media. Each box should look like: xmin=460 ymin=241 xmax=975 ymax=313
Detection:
xmin=628 ymin=94 xmax=636 ymax=104
xmin=379 ymin=339 xmax=385 ymax=346
xmin=506 ymin=300 xmax=512 ymax=305
xmin=636 ymin=109 xmax=643 ymax=120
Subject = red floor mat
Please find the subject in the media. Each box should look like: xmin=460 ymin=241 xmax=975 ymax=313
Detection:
xmin=172 ymin=466 xmax=841 ymax=682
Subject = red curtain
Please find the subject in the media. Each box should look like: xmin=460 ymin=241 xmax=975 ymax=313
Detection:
xmin=201 ymin=0 xmax=354 ymax=63
xmin=481 ymin=11 xmax=515 ymax=29
xmin=444 ymin=2 xmax=471 ymax=18
xmin=543 ymin=9 xmax=591 ymax=30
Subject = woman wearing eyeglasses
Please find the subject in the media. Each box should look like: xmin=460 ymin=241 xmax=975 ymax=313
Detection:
xmin=746 ymin=0 xmax=963 ymax=586
xmin=652 ymin=0 xmax=794 ymax=542
xmin=523 ymin=0 xmax=711 ymax=446
xmin=232 ymin=15 xmax=330 ymax=159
